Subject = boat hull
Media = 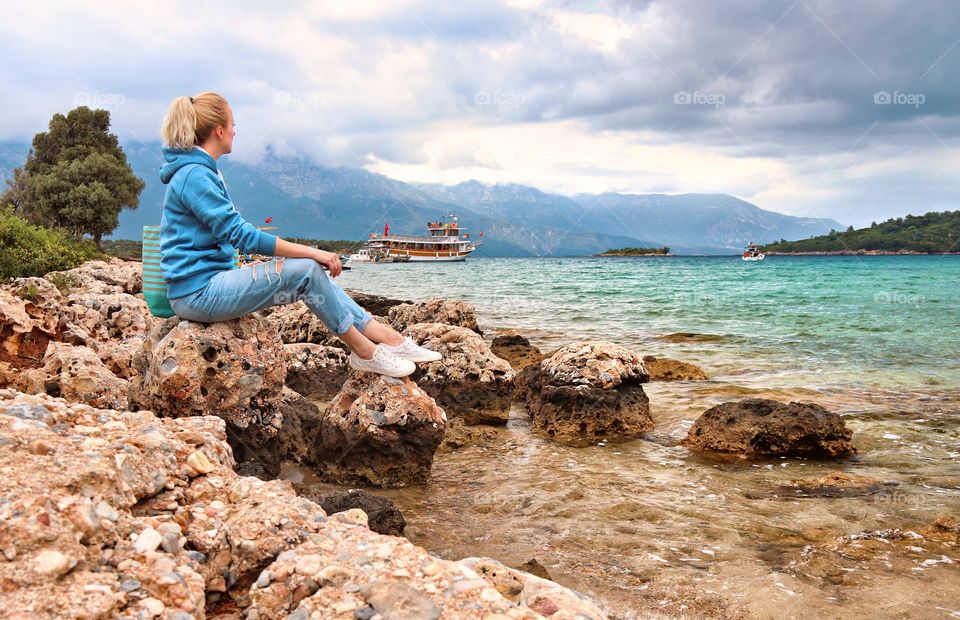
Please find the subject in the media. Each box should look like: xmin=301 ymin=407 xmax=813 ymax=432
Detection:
xmin=742 ymin=255 xmax=765 ymax=261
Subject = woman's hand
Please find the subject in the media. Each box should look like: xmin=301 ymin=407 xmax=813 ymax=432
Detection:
xmin=313 ymin=249 xmax=342 ymax=277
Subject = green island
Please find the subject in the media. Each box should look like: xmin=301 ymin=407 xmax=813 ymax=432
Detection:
xmin=762 ymin=210 xmax=960 ymax=254
xmin=596 ymin=246 xmax=671 ymax=256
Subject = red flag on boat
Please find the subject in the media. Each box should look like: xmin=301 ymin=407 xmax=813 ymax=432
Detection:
xmin=384 ymin=222 xmax=390 ymax=236
xmin=478 ymin=231 xmax=484 ymax=237
xmin=265 ymin=217 xmax=273 ymax=223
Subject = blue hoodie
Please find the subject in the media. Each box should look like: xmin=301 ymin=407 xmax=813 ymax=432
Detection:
xmin=158 ymin=147 xmax=277 ymax=299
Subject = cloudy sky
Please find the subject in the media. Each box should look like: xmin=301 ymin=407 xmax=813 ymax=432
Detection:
xmin=2 ymin=0 xmax=958 ymax=225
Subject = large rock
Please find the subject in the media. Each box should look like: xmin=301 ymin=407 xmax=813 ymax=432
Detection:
xmin=682 ymin=398 xmax=856 ymax=457
xmin=521 ymin=341 xmax=652 ymax=445
xmin=43 ymin=257 xmax=142 ymax=296
xmin=228 ymin=387 xmax=325 ymax=477
xmin=258 ymin=300 xmax=336 ymax=345
xmin=14 ymin=342 xmax=128 ymax=409
xmin=61 ymin=291 xmax=158 ymax=343
xmin=321 ymin=373 xmax=446 ymax=487
xmin=404 ymin=322 xmax=514 ymax=425
xmin=389 ymin=298 xmax=483 ymax=335
xmin=0 ymin=388 xmax=605 ymax=619
xmin=283 ymin=342 xmax=350 ymax=400
xmin=642 ymin=355 xmax=708 ymax=381
xmin=0 ymin=287 xmax=62 ymax=373
xmin=128 ymin=316 xmax=287 ymax=433
xmin=491 ymin=332 xmax=547 ymax=370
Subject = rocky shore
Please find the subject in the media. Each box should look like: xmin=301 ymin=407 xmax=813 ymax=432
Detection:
xmin=1 ymin=257 xmax=954 ymax=618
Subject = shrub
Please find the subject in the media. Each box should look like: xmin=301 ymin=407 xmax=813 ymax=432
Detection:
xmin=0 ymin=206 xmax=101 ymax=281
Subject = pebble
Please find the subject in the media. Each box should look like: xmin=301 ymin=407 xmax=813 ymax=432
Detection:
xmin=296 ymin=554 xmax=323 ymax=576
xmin=422 ymin=562 xmax=443 ymax=577
xmin=34 ymin=549 xmax=75 ymax=577
xmin=2 ymin=544 xmax=16 ymax=561
xmin=256 ymin=569 xmax=272 ymax=588
xmin=186 ymin=450 xmax=214 ymax=475
xmin=140 ymin=597 xmax=165 ymax=617
xmin=134 ymin=527 xmax=163 ymax=554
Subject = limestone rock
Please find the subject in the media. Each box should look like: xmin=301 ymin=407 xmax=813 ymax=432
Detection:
xmin=62 ymin=291 xmax=158 ymax=342
xmin=322 ymin=373 xmax=446 ymax=487
xmin=521 ymin=341 xmax=652 ymax=445
xmin=128 ymin=316 xmax=286 ymax=433
xmin=43 ymin=257 xmax=142 ymax=296
xmin=404 ymin=322 xmax=514 ymax=425
xmin=0 ymin=287 xmax=61 ymax=372
xmin=258 ymin=300 xmax=335 ymax=345
xmin=284 ymin=343 xmax=350 ymax=401
xmin=440 ymin=417 xmax=501 ymax=451
xmin=389 ymin=298 xmax=483 ymax=335
xmin=642 ymin=355 xmax=708 ymax=381
xmin=786 ymin=471 xmax=888 ymax=497
xmin=2 ymin=276 xmax=64 ymax=336
xmin=491 ymin=332 xmax=546 ymax=370
xmin=683 ymin=398 xmax=856 ymax=458
xmin=0 ymin=387 xmax=607 ymax=619
xmin=15 ymin=342 xmax=128 ymax=409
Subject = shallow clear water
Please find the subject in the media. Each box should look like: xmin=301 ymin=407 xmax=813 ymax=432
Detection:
xmin=307 ymin=256 xmax=960 ymax=619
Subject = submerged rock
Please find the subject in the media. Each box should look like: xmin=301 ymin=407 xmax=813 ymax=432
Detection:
xmin=683 ymin=398 xmax=856 ymax=457
xmin=642 ymin=355 xmax=708 ymax=381
xmin=440 ymin=417 xmax=501 ymax=451
xmin=321 ymin=372 xmax=446 ymax=487
xmin=491 ymin=332 xmax=547 ymax=370
xmin=521 ymin=341 xmax=652 ymax=445
xmin=785 ymin=471 xmax=889 ymax=497
xmin=404 ymin=322 xmax=514 ymax=425
xmin=389 ymin=298 xmax=483 ymax=335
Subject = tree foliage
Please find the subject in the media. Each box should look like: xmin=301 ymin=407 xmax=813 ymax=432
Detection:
xmin=763 ymin=211 xmax=960 ymax=253
xmin=19 ymin=106 xmax=144 ymax=246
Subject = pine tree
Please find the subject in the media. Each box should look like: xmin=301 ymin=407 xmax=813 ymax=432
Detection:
xmin=22 ymin=106 xmax=144 ymax=247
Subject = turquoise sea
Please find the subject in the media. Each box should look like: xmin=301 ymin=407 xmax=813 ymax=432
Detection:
xmin=339 ymin=255 xmax=960 ymax=392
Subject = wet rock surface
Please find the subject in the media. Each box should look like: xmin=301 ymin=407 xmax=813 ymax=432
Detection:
xmin=642 ymin=355 xmax=708 ymax=381
xmin=490 ymin=332 xmax=547 ymax=370
xmin=303 ymin=488 xmax=407 ymax=536
xmin=389 ymin=298 xmax=483 ymax=335
xmin=683 ymin=398 xmax=856 ymax=458
xmin=321 ymin=373 xmax=447 ymax=487
xmin=404 ymin=322 xmax=514 ymax=425
xmin=520 ymin=341 xmax=652 ymax=445
xmin=439 ymin=417 xmax=502 ymax=451
xmin=0 ymin=388 xmax=607 ymax=619
xmin=784 ymin=471 xmax=891 ymax=497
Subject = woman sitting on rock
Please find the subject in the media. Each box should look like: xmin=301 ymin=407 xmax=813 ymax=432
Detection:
xmin=158 ymin=92 xmax=440 ymax=377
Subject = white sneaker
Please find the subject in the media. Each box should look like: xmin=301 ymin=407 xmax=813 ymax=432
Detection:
xmin=348 ymin=345 xmax=417 ymax=377
xmin=381 ymin=336 xmax=443 ymax=363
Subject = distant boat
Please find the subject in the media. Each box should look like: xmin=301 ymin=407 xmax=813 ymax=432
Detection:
xmin=350 ymin=214 xmax=480 ymax=263
xmin=742 ymin=242 xmax=765 ymax=261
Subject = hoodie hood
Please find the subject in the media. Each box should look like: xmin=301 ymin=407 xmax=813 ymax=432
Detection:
xmin=159 ymin=146 xmax=217 ymax=184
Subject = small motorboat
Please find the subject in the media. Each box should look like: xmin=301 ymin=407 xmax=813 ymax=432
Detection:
xmin=742 ymin=242 xmax=765 ymax=261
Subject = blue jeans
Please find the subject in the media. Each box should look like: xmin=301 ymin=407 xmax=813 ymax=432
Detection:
xmin=168 ymin=257 xmax=373 ymax=336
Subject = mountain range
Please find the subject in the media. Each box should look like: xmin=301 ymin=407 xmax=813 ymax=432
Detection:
xmin=0 ymin=140 xmax=843 ymax=255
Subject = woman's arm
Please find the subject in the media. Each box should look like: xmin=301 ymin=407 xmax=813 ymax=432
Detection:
xmin=273 ymin=237 xmax=343 ymax=277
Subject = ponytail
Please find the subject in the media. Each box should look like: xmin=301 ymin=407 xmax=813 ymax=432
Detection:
xmin=161 ymin=92 xmax=229 ymax=150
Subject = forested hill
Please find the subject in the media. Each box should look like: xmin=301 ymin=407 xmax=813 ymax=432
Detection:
xmin=762 ymin=211 xmax=960 ymax=254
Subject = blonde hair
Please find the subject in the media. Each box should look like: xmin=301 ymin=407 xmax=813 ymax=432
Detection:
xmin=160 ymin=92 xmax=229 ymax=150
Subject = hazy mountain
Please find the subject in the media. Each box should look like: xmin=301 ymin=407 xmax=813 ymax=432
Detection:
xmin=1 ymin=140 xmax=843 ymax=255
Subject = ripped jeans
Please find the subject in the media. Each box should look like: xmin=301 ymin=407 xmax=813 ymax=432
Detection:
xmin=167 ymin=257 xmax=373 ymax=336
